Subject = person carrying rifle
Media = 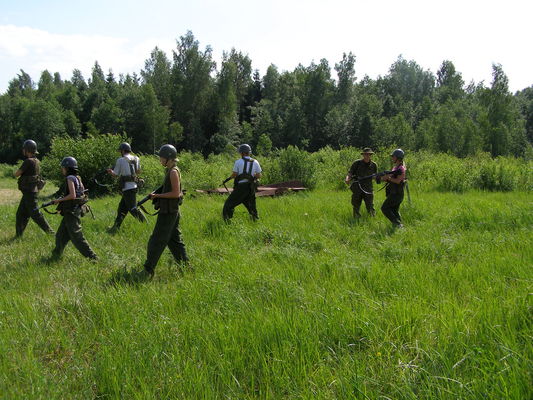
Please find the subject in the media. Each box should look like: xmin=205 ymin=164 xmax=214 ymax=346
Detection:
xmin=106 ymin=142 xmax=146 ymax=233
xmin=139 ymin=144 xmax=188 ymax=279
xmin=13 ymin=140 xmax=54 ymax=237
xmin=222 ymin=144 xmax=262 ymax=221
xmin=380 ymin=149 xmax=407 ymax=228
xmin=49 ymin=157 xmax=97 ymax=260
xmin=345 ymin=148 xmax=378 ymax=218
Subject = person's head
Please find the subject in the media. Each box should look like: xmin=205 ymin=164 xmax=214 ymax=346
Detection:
xmin=157 ymin=144 xmax=178 ymax=167
xmin=60 ymin=156 xmax=78 ymax=176
xmin=22 ymin=139 xmax=38 ymax=157
xmin=390 ymin=148 xmax=404 ymax=164
xmin=361 ymin=147 xmax=374 ymax=162
xmin=238 ymin=143 xmax=252 ymax=156
xmin=118 ymin=142 xmax=131 ymax=156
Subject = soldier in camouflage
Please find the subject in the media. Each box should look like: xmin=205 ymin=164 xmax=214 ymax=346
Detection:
xmin=345 ymin=148 xmax=378 ymax=218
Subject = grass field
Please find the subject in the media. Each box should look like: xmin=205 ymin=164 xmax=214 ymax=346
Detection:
xmin=0 ymin=175 xmax=531 ymax=399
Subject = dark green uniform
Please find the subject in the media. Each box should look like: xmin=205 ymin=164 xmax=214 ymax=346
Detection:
xmin=143 ymin=167 xmax=188 ymax=274
xmin=381 ymin=164 xmax=406 ymax=227
xmin=348 ymin=159 xmax=377 ymax=217
xmin=113 ymin=188 xmax=147 ymax=228
xmin=15 ymin=157 xmax=53 ymax=237
xmin=52 ymin=175 xmax=97 ymax=260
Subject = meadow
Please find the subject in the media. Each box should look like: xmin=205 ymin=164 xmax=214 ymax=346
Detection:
xmin=0 ymin=154 xmax=531 ymax=399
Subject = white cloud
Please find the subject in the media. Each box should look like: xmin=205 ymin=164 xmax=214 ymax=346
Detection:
xmin=0 ymin=25 xmax=175 ymax=87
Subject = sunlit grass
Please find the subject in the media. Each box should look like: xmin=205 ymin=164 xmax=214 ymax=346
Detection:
xmin=0 ymin=175 xmax=531 ymax=399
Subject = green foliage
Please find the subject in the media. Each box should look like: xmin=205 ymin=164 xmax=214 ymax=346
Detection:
xmin=41 ymin=134 xmax=129 ymax=195
xmin=270 ymin=146 xmax=316 ymax=188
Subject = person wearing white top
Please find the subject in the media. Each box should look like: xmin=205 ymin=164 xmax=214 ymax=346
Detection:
xmin=222 ymin=144 xmax=262 ymax=221
xmin=106 ymin=142 xmax=146 ymax=232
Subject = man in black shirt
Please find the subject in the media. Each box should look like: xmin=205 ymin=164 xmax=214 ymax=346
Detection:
xmin=345 ymin=148 xmax=378 ymax=218
xmin=13 ymin=140 xmax=54 ymax=237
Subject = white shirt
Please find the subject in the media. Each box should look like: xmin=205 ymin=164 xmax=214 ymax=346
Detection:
xmin=113 ymin=154 xmax=139 ymax=191
xmin=233 ymin=157 xmax=262 ymax=183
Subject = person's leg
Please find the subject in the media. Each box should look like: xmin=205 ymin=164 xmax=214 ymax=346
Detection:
xmin=143 ymin=213 xmax=175 ymax=274
xmin=52 ymin=217 xmax=70 ymax=257
xmin=381 ymin=194 xmax=403 ymax=226
xmin=222 ymin=185 xmax=247 ymax=220
xmin=363 ymin=192 xmax=375 ymax=216
xmin=64 ymin=212 xmax=97 ymax=259
xmin=111 ymin=193 xmax=128 ymax=230
xmin=351 ymin=188 xmax=363 ymax=218
xmin=124 ymin=189 xmax=146 ymax=223
xmin=28 ymin=192 xmax=54 ymax=233
xmin=167 ymin=213 xmax=189 ymax=263
xmin=15 ymin=195 xmax=30 ymax=237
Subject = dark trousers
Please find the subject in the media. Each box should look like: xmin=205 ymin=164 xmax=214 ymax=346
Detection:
xmin=144 ymin=212 xmax=188 ymax=273
xmin=52 ymin=210 xmax=97 ymax=259
xmin=16 ymin=192 xmax=53 ymax=236
xmin=381 ymin=192 xmax=404 ymax=226
xmin=350 ymin=186 xmax=375 ymax=217
xmin=222 ymin=182 xmax=258 ymax=220
xmin=113 ymin=188 xmax=146 ymax=228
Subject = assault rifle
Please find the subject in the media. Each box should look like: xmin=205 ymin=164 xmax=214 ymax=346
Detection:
xmin=134 ymin=185 xmax=163 ymax=210
xmin=35 ymin=200 xmax=55 ymax=211
xmin=349 ymin=169 xmax=403 ymax=185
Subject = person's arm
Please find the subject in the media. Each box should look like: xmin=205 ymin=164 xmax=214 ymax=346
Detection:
xmin=14 ymin=160 xmax=28 ymax=178
xmin=151 ymin=169 xmax=181 ymax=199
xmin=53 ymin=178 xmax=76 ymax=204
xmin=345 ymin=162 xmax=356 ymax=184
xmin=385 ymin=167 xmax=405 ymax=184
xmin=107 ymin=159 xmax=121 ymax=176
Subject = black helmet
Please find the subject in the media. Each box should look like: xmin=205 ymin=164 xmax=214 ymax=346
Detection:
xmin=391 ymin=149 xmax=405 ymax=159
xmin=238 ymin=144 xmax=252 ymax=154
xmin=158 ymin=144 xmax=177 ymax=160
xmin=118 ymin=142 xmax=131 ymax=152
xmin=60 ymin=156 xmax=78 ymax=169
xmin=23 ymin=139 xmax=38 ymax=154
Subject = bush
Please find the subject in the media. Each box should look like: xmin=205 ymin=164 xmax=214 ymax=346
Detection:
xmin=273 ymin=146 xmax=316 ymax=189
xmin=0 ymin=163 xmax=15 ymax=179
xmin=41 ymin=134 xmax=130 ymax=196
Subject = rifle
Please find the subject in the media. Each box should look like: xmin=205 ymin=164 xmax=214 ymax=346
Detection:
xmin=34 ymin=200 xmax=55 ymax=211
xmin=222 ymin=177 xmax=232 ymax=193
xmin=349 ymin=169 xmax=399 ymax=185
xmin=132 ymin=185 xmax=163 ymax=214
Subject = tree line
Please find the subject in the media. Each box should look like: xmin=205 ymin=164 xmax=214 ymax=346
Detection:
xmin=1 ymin=30 xmax=532 ymax=164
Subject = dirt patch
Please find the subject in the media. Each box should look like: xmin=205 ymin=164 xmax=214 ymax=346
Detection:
xmin=0 ymin=189 xmax=21 ymax=205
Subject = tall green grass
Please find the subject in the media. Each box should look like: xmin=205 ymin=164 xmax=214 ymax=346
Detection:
xmin=0 ymin=172 xmax=531 ymax=399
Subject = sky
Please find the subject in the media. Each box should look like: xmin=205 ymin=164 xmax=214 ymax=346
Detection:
xmin=0 ymin=0 xmax=531 ymax=93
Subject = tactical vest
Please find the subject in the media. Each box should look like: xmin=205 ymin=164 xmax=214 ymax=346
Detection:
xmin=18 ymin=158 xmax=43 ymax=192
xmin=234 ymin=157 xmax=256 ymax=187
xmin=118 ymin=156 xmax=139 ymax=186
xmin=57 ymin=175 xmax=89 ymax=214
xmin=156 ymin=167 xmax=181 ymax=214
xmin=386 ymin=165 xmax=406 ymax=195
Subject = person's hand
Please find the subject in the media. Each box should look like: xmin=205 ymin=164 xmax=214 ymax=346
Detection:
xmin=106 ymin=168 xmax=113 ymax=174
xmin=52 ymin=199 xmax=60 ymax=205
xmin=149 ymin=192 xmax=157 ymax=200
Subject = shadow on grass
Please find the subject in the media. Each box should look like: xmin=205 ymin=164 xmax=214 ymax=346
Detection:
xmin=106 ymin=266 xmax=153 ymax=287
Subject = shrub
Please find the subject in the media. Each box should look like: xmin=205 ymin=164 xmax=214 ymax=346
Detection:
xmin=41 ymin=134 xmax=130 ymax=196
xmin=274 ymin=146 xmax=316 ymax=188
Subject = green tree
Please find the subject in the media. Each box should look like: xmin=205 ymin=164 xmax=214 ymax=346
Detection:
xmin=142 ymin=47 xmax=172 ymax=108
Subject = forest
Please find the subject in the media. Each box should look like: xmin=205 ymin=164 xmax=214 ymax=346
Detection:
xmin=1 ymin=30 xmax=532 ymax=163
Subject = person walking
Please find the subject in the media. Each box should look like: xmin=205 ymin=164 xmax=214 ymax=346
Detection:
xmin=222 ymin=144 xmax=262 ymax=221
xmin=345 ymin=148 xmax=378 ymax=218
xmin=13 ymin=139 xmax=54 ymax=237
xmin=106 ymin=142 xmax=146 ymax=233
xmin=380 ymin=149 xmax=407 ymax=228
xmin=140 ymin=144 xmax=188 ymax=278
xmin=50 ymin=157 xmax=98 ymax=260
